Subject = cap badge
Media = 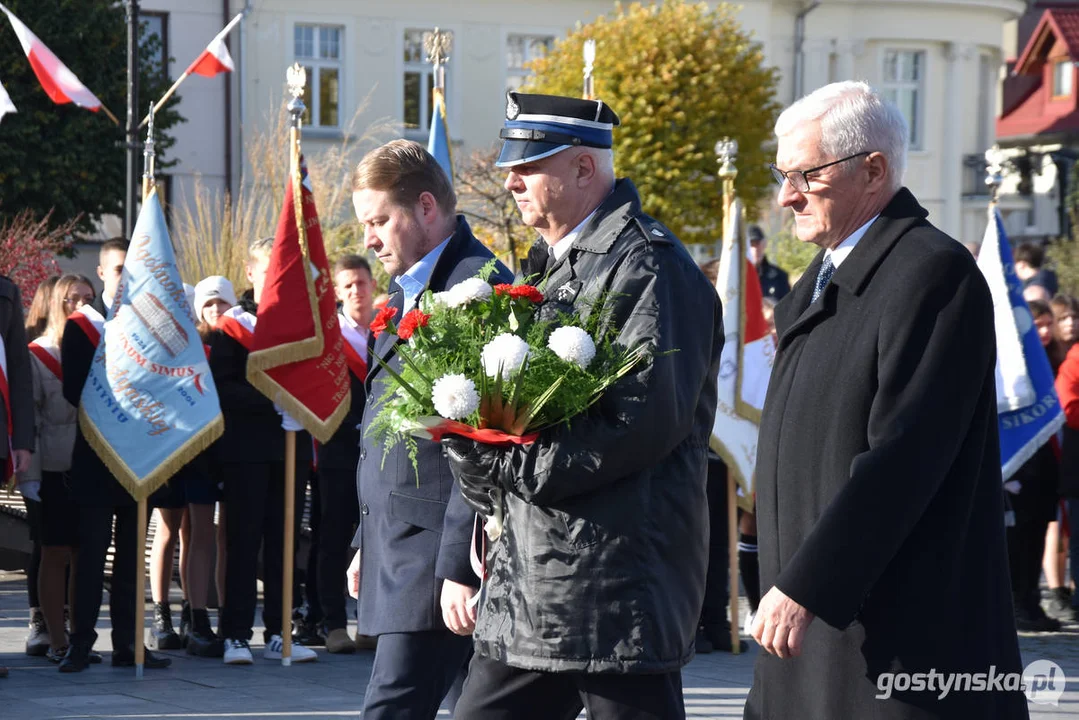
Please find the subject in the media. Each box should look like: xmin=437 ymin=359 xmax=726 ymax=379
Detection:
xmin=506 ymin=93 xmax=520 ymax=120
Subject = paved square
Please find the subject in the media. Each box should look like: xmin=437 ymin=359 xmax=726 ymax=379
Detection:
xmin=0 ymin=572 xmax=1074 ymax=718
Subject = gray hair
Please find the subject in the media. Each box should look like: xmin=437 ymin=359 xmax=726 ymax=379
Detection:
xmin=774 ymin=81 xmax=908 ymax=190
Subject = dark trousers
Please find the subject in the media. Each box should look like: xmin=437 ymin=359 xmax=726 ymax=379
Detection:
xmin=298 ymin=471 xmax=320 ymax=622
xmin=700 ymin=456 xmax=729 ymax=628
xmin=1006 ymin=490 xmax=1052 ymax=610
xmin=219 ymin=461 xmax=305 ymax=643
xmin=316 ymin=467 xmax=359 ymax=630
xmin=1070 ymin=499 xmax=1079 ymax=610
xmin=455 ymin=653 xmax=685 ymax=720
xmin=361 ymin=630 xmax=473 ymax=720
xmin=25 ymin=498 xmax=41 ymax=608
xmin=71 ymin=504 xmax=137 ymax=650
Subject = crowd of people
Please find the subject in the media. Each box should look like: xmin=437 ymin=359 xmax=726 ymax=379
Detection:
xmin=11 ymin=239 xmax=377 ymax=673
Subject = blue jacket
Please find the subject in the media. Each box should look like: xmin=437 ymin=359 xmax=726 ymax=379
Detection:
xmin=353 ymin=215 xmax=513 ymax=635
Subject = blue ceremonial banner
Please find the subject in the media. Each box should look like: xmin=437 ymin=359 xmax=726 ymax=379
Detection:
xmin=427 ymin=86 xmax=453 ymax=181
xmin=78 ymin=190 xmax=223 ymax=500
xmin=976 ymin=205 xmax=1063 ymax=480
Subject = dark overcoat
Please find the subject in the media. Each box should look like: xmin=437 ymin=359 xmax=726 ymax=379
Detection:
xmin=745 ymin=189 xmax=1029 ymax=719
xmin=353 ymin=216 xmax=513 ymax=635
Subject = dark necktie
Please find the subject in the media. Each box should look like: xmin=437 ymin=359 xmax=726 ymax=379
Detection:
xmin=811 ymin=254 xmax=835 ymax=304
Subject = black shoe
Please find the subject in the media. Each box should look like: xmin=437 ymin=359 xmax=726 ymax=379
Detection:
xmin=291 ymin=618 xmax=325 ymax=647
xmin=694 ymin=628 xmax=714 ymax=654
xmin=1016 ymin=605 xmax=1062 ymax=632
xmin=111 ymin=647 xmax=172 ymax=669
xmin=147 ymin=602 xmax=182 ymax=651
xmin=58 ymin=644 xmax=91 ymax=673
xmin=1048 ymin=587 xmax=1072 ymax=618
xmin=702 ymin=623 xmax=749 ymax=653
xmin=178 ymin=600 xmax=192 ymax=648
xmin=186 ymin=609 xmax=224 ymax=658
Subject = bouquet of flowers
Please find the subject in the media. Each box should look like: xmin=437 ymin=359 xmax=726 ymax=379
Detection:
xmin=367 ymin=261 xmax=648 ymax=534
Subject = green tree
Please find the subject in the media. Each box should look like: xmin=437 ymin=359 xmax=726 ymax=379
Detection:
xmin=0 ymin=0 xmax=181 ymax=236
xmin=525 ymin=0 xmax=780 ymax=245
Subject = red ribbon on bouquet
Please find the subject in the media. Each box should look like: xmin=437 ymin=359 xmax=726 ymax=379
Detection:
xmin=408 ymin=416 xmax=539 ymax=445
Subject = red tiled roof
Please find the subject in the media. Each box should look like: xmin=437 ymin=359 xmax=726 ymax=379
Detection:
xmin=1014 ymin=8 xmax=1079 ymax=74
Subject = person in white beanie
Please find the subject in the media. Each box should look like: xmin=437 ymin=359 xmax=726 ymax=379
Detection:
xmin=193 ymin=276 xmax=238 ymax=331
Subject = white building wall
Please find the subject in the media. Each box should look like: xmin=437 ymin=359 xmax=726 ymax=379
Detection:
xmin=142 ymin=0 xmax=1023 ymax=246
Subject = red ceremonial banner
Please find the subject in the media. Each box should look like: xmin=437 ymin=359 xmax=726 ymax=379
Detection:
xmin=246 ymin=152 xmax=350 ymax=443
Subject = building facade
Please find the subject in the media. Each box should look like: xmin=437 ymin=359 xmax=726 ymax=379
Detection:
xmin=142 ymin=0 xmax=1022 ymax=246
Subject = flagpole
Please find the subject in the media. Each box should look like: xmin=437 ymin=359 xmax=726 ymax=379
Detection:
xmin=280 ymin=64 xmax=306 ymax=667
xmin=138 ymin=71 xmax=188 ymax=129
xmin=124 ymin=0 xmax=140 ymax=241
xmin=137 ymin=9 xmax=246 ymax=129
xmin=132 ymin=103 xmax=156 ymax=680
xmin=716 ymin=137 xmax=741 ymax=656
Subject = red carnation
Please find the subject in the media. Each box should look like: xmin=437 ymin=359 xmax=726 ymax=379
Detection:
xmin=495 ymin=283 xmax=544 ymax=303
xmin=397 ymin=308 xmax=431 ymax=340
xmin=371 ymin=305 xmax=399 ymax=338
xmin=509 ymin=284 xmax=544 ymax=303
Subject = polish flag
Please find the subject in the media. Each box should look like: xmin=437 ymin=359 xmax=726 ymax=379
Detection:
xmin=185 ymin=12 xmax=243 ymax=77
xmin=0 ymin=3 xmax=102 ymax=111
xmin=0 ymin=79 xmax=15 ymax=122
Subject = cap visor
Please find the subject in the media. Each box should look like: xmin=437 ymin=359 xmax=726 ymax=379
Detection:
xmin=495 ymin=140 xmax=571 ymax=168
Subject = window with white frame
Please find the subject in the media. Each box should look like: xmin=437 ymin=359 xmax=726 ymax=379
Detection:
xmin=1053 ymin=59 xmax=1074 ymax=98
xmin=403 ymin=29 xmax=453 ymax=134
xmin=881 ymin=49 xmax=925 ymax=150
xmin=506 ymin=34 xmax=554 ymax=92
xmin=295 ymin=24 xmax=342 ymax=129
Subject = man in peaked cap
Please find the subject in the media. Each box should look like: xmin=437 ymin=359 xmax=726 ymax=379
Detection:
xmin=441 ymin=92 xmax=723 ymax=719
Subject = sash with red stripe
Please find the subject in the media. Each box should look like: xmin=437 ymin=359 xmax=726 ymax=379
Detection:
xmin=215 ymin=307 xmax=256 ymax=351
xmin=338 ymin=312 xmax=368 ymax=381
xmin=28 ymin=339 xmax=62 ymax=381
xmin=70 ymin=305 xmax=105 ymax=347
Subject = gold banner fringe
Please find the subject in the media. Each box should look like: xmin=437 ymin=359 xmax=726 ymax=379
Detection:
xmin=78 ymin=406 xmax=225 ymax=503
xmin=709 ymin=435 xmax=755 ymax=513
xmin=246 ymin=367 xmax=351 ymax=444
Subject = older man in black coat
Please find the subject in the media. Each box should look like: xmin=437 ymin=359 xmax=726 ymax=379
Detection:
xmin=746 ymin=81 xmax=1027 ymax=719
xmin=350 ymin=140 xmax=513 ymax=719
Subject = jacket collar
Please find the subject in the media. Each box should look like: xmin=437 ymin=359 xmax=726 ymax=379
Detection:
xmin=775 ymin=187 xmax=928 ymax=348
xmin=369 ymin=215 xmax=476 ymax=384
xmin=522 ymin=178 xmax=642 ymax=279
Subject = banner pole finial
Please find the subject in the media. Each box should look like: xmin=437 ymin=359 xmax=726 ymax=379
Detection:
xmin=583 ymin=39 xmax=596 ymax=100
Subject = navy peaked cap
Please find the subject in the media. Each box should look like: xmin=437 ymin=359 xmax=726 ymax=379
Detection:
xmin=496 ymin=91 xmax=621 ymax=168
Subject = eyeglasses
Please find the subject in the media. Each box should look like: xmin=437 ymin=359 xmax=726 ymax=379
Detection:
xmin=770 ymin=152 xmax=871 ymax=193
xmin=63 ymin=294 xmax=95 ymax=307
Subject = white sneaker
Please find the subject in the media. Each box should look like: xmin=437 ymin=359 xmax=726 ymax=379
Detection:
xmin=743 ymin=611 xmax=756 ymax=637
xmin=223 ymin=638 xmax=253 ymax=665
xmin=263 ymin=634 xmax=317 ymax=663
xmin=26 ymin=608 xmax=49 ymax=656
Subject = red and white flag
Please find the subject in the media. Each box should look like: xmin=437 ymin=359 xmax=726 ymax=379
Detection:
xmin=0 ymin=3 xmax=102 ymax=111
xmin=246 ymin=153 xmax=350 ymax=443
xmin=184 ymin=11 xmax=243 ymax=77
xmin=711 ymin=198 xmax=775 ymax=506
xmin=0 ymin=78 xmax=15 ymax=122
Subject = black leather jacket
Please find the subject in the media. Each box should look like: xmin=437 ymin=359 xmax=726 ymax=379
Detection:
xmin=470 ymin=180 xmax=724 ymax=673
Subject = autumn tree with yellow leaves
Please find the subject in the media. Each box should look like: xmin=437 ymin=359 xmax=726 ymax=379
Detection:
xmin=525 ymin=0 xmax=780 ymax=246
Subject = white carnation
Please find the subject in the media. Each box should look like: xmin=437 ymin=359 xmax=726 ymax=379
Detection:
xmin=444 ymin=277 xmax=493 ymax=308
xmin=548 ymin=326 xmax=597 ymax=369
xmin=431 ymin=374 xmax=481 ymax=420
xmin=481 ymin=333 xmax=531 ymax=380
